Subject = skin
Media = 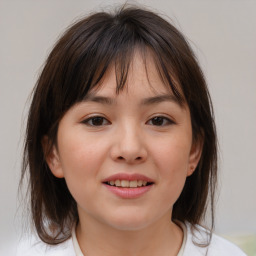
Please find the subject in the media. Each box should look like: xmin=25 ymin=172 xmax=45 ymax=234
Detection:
xmin=46 ymin=52 xmax=202 ymax=256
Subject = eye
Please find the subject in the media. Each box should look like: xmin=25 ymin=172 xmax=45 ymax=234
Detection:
xmin=82 ymin=116 xmax=110 ymax=126
xmin=147 ymin=116 xmax=174 ymax=126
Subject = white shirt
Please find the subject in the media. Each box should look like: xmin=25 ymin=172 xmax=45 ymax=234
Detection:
xmin=16 ymin=222 xmax=247 ymax=256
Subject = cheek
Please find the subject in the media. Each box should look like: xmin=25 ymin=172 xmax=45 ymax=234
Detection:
xmin=152 ymin=136 xmax=191 ymax=173
xmin=58 ymin=131 xmax=107 ymax=172
xmin=57 ymin=133 xmax=108 ymax=197
xmin=150 ymin=136 xmax=191 ymax=201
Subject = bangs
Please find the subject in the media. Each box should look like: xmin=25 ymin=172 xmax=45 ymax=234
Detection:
xmin=56 ymin=11 xmax=185 ymax=111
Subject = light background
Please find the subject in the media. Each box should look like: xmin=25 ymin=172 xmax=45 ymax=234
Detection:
xmin=0 ymin=0 xmax=255 ymax=254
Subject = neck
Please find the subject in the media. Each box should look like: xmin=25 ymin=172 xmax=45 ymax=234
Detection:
xmin=76 ymin=212 xmax=183 ymax=256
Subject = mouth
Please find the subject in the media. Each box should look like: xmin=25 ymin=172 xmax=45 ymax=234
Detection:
xmin=103 ymin=180 xmax=154 ymax=188
xmin=102 ymin=173 xmax=154 ymax=198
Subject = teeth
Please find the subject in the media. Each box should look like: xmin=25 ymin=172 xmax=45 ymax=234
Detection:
xmin=129 ymin=180 xmax=137 ymax=188
xmin=137 ymin=180 xmax=143 ymax=186
xmin=107 ymin=180 xmax=150 ymax=188
xmin=115 ymin=180 xmax=121 ymax=186
xmin=121 ymin=180 xmax=129 ymax=187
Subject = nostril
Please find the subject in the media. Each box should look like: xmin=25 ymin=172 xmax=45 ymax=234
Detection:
xmin=115 ymin=155 xmax=145 ymax=163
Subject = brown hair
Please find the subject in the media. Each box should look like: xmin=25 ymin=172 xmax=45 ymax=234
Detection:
xmin=21 ymin=5 xmax=217 ymax=245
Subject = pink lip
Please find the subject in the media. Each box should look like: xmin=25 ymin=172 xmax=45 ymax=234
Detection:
xmin=103 ymin=183 xmax=153 ymax=199
xmin=102 ymin=173 xmax=154 ymax=183
xmin=102 ymin=173 xmax=154 ymax=199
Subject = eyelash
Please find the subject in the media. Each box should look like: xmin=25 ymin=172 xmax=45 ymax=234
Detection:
xmin=82 ymin=116 xmax=111 ymax=126
xmin=146 ymin=116 xmax=175 ymax=126
xmin=82 ymin=115 xmax=175 ymax=127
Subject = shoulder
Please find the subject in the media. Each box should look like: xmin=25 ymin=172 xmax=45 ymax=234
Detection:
xmin=183 ymin=222 xmax=247 ymax=256
xmin=16 ymin=234 xmax=76 ymax=256
xmin=209 ymin=233 xmax=247 ymax=255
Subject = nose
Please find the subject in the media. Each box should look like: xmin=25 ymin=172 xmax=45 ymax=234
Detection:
xmin=110 ymin=123 xmax=147 ymax=164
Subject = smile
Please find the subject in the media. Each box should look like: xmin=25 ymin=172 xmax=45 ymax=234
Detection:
xmin=105 ymin=180 xmax=153 ymax=188
xmin=102 ymin=173 xmax=154 ymax=199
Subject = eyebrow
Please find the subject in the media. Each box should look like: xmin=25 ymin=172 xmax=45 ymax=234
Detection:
xmin=83 ymin=95 xmax=115 ymax=105
xmin=141 ymin=94 xmax=182 ymax=106
xmin=83 ymin=94 xmax=182 ymax=107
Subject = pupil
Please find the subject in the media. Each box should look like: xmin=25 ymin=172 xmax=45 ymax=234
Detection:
xmin=92 ymin=117 xmax=103 ymax=126
xmin=152 ymin=117 xmax=163 ymax=126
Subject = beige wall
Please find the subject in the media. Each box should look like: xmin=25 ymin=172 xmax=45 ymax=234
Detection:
xmin=1 ymin=0 xmax=255 ymax=254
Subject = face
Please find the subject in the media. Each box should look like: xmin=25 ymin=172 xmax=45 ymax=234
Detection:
xmin=46 ymin=52 xmax=202 ymax=231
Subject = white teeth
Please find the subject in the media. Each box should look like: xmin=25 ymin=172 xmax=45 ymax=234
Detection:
xmin=107 ymin=180 xmax=150 ymax=188
xmin=129 ymin=180 xmax=137 ymax=188
xmin=137 ymin=180 xmax=143 ymax=186
xmin=121 ymin=180 xmax=129 ymax=187
xmin=115 ymin=180 xmax=121 ymax=186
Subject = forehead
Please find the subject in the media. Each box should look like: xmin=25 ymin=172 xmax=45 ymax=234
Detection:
xmin=89 ymin=50 xmax=184 ymax=102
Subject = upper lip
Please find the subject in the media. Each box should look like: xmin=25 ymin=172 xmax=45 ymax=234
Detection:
xmin=102 ymin=173 xmax=154 ymax=183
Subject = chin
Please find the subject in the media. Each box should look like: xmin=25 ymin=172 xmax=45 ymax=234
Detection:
xmin=104 ymin=210 xmax=155 ymax=231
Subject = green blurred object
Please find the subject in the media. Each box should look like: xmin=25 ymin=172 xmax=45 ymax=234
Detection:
xmin=222 ymin=234 xmax=256 ymax=256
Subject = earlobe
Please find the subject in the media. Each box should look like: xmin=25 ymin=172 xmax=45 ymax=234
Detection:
xmin=187 ymin=137 xmax=203 ymax=177
xmin=42 ymin=136 xmax=64 ymax=178
xmin=187 ymin=165 xmax=195 ymax=177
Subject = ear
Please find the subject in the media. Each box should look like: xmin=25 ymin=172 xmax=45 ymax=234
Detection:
xmin=42 ymin=136 xmax=64 ymax=178
xmin=187 ymin=136 xmax=203 ymax=177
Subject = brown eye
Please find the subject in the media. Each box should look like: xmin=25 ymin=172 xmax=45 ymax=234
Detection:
xmin=147 ymin=116 xmax=174 ymax=126
xmin=82 ymin=116 xmax=110 ymax=126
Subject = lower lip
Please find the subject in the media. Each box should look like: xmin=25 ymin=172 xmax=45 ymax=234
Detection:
xmin=103 ymin=184 xmax=153 ymax=199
